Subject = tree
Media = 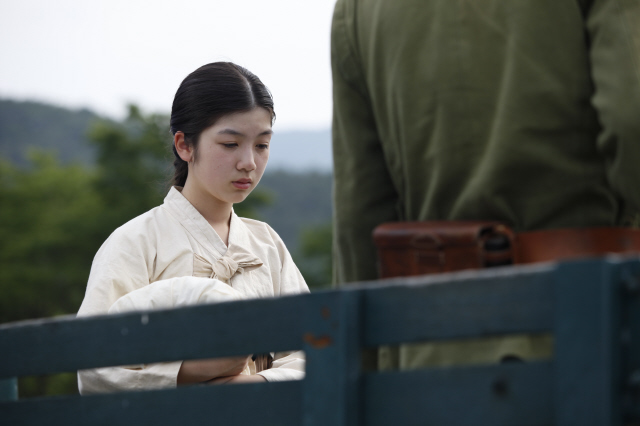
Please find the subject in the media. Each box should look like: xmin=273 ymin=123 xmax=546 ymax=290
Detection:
xmin=0 ymin=151 xmax=102 ymax=323
xmin=294 ymin=223 xmax=333 ymax=289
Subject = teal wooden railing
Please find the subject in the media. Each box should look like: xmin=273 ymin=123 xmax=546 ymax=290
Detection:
xmin=0 ymin=257 xmax=638 ymax=425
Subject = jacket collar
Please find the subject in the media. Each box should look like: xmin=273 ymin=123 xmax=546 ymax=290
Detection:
xmin=161 ymin=186 xmax=254 ymax=260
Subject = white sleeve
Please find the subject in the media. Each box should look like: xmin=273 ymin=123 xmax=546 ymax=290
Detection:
xmin=266 ymin=224 xmax=311 ymax=296
xmin=107 ymin=276 xmax=241 ymax=312
xmin=78 ymin=277 xmax=242 ymax=394
xmin=256 ymin=351 xmax=306 ymax=382
xmin=254 ymin=226 xmax=309 ymax=382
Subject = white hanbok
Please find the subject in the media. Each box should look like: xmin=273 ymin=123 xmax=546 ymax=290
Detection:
xmin=77 ymin=187 xmax=309 ymax=394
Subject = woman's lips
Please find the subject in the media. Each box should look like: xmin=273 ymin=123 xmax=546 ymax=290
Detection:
xmin=232 ymin=179 xmax=252 ymax=190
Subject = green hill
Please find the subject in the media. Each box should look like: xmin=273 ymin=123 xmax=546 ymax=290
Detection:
xmin=0 ymin=99 xmax=101 ymax=165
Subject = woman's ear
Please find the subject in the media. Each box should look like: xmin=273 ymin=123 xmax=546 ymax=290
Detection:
xmin=174 ymin=132 xmax=193 ymax=162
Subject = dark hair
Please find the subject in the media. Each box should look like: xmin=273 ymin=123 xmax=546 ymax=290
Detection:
xmin=169 ymin=62 xmax=275 ymax=187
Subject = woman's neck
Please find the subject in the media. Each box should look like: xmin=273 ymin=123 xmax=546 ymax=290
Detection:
xmin=180 ymin=185 xmax=232 ymax=246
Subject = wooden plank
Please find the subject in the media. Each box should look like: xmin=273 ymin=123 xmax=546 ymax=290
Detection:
xmin=622 ymin=263 xmax=640 ymax=423
xmin=362 ymin=264 xmax=555 ymax=346
xmin=0 ymin=380 xmax=300 ymax=426
xmin=0 ymin=295 xmax=308 ymax=378
xmin=0 ymin=378 xmax=17 ymax=402
xmin=553 ymin=259 xmax=623 ymax=426
xmin=627 ymin=287 xmax=640 ymax=377
xmin=363 ymin=361 xmax=552 ymax=426
xmin=0 ymin=262 xmax=555 ymax=379
xmin=302 ymin=290 xmax=362 ymax=426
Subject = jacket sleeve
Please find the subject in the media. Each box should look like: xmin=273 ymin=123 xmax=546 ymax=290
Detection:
xmin=587 ymin=0 xmax=640 ymax=215
xmin=76 ymin=220 xmax=186 ymax=396
xmin=331 ymin=0 xmax=400 ymax=285
xmin=256 ymin=225 xmax=308 ymax=382
xmin=256 ymin=351 xmax=306 ymax=382
xmin=76 ymin=224 xmax=167 ymax=395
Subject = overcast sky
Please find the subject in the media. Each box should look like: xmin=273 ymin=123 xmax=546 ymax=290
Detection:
xmin=0 ymin=0 xmax=337 ymax=131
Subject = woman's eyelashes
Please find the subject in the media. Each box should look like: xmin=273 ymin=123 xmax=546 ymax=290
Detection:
xmin=219 ymin=141 xmax=269 ymax=150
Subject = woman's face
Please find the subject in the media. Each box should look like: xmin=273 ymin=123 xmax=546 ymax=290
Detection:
xmin=184 ymin=108 xmax=272 ymax=208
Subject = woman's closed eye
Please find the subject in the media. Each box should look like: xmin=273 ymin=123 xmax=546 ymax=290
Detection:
xmin=222 ymin=142 xmax=238 ymax=148
xmin=256 ymin=143 xmax=269 ymax=150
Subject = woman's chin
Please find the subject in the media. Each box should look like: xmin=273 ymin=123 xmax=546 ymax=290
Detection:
xmin=231 ymin=192 xmax=252 ymax=204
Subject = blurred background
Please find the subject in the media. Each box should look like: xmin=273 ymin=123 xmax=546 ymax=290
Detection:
xmin=0 ymin=0 xmax=337 ymax=397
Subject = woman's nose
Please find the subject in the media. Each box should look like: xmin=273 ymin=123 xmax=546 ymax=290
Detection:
xmin=237 ymin=147 xmax=256 ymax=171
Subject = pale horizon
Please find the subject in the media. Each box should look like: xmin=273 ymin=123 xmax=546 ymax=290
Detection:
xmin=0 ymin=0 xmax=337 ymax=133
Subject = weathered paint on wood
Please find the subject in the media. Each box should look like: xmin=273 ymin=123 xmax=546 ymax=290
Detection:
xmin=621 ymin=263 xmax=640 ymax=422
xmin=0 ymin=378 xmax=17 ymax=402
xmin=0 ymin=264 xmax=556 ymax=380
xmin=302 ymin=290 xmax=362 ymax=426
xmin=553 ymin=260 xmax=621 ymax=425
xmin=362 ymin=264 xmax=555 ymax=346
xmin=363 ymin=362 xmax=553 ymax=426
xmin=0 ymin=380 xmax=300 ymax=426
xmin=0 ymin=258 xmax=638 ymax=425
xmin=0 ymin=294 xmax=307 ymax=379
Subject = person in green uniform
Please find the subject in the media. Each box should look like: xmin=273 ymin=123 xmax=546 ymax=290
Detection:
xmin=331 ymin=0 xmax=640 ymax=369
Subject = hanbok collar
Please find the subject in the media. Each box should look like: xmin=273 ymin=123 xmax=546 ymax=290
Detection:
xmin=161 ymin=186 xmax=258 ymax=261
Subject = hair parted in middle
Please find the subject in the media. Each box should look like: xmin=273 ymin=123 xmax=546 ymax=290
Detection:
xmin=169 ymin=62 xmax=275 ymax=187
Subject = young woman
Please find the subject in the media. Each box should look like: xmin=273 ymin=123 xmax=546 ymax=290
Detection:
xmin=77 ymin=62 xmax=309 ymax=394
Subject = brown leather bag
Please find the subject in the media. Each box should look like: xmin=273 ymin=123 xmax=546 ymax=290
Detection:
xmin=373 ymin=222 xmax=640 ymax=278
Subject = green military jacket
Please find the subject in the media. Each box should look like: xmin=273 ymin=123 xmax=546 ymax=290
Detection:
xmin=331 ymin=0 xmax=640 ymax=368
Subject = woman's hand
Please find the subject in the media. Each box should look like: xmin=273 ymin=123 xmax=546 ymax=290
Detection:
xmin=208 ymin=374 xmax=268 ymax=385
xmin=177 ymin=356 xmax=250 ymax=385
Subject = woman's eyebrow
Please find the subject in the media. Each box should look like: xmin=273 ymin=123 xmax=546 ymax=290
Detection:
xmin=217 ymin=129 xmax=244 ymax=136
xmin=217 ymin=129 xmax=274 ymax=136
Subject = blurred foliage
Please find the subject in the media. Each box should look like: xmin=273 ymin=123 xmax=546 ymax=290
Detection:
xmin=0 ymin=105 xmax=270 ymax=398
xmin=18 ymin=373 xmax=79 ymax=400
xmin=0 ymin=151 xmax=103 ymax=323
xmin=236 ymin=187 xmax=272 ymax=219
xmin=257 ymin=171 xmax=332 ymax=251
xmin=294 ymin=223 xmax=333 ymax=290
xmin=90 ymin=104 xmax=171 ymax=229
